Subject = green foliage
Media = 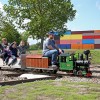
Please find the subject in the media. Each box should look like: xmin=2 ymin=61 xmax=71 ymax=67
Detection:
xmin=21 ymin=31 xmax=30 ymax=42
xmin=0 ymin=11 xmax=21 ymax=44
xmin=0 ymin=23 xmax=21 ymax=44
xmin=4 ymin=0 xmax=76 ymax=41
xmin=29 ymin=42 xmax=41 ymax=50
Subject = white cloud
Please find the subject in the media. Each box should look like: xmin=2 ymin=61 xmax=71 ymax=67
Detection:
xmin=96 ymin=0 xmax=100 ymax=10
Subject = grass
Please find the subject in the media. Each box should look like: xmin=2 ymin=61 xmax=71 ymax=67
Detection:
xmin=0 ymin=49 xmax=99 ymax=100
xmin=0 ymin=80 xmax=100 ymax=100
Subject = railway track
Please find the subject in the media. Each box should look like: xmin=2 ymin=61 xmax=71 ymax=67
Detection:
xmin=0 ymin=75 xmax=56 ymax=86
xmin=0 ymin=65 xmax=100 ymax=86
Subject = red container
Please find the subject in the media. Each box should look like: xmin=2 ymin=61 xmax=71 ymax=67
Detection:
xmin=70 ymin=39 xmax=82 ymax=44
xmin=83 ymin=35 xmax=94 ymax=39
xmin=94 ymin=44 xmax=100 ymax=49
xmin=94 ymin=35 xmax=100 ymax=39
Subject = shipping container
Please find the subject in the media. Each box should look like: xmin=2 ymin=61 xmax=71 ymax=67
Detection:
xmin=71 ymin=44 xmax=83 ymax=49
xmin=94 ymin=35 xmax=100 ymax=39
xmin=60 ymin=40 xmax=71 ymax=44
xmin=82 ymin=33 xmax=94 ymax=36
xmin=61 ymin=34 xmax=82 ymax=40
xmin=70 ymin=39 xmax=82 ymax=44
xmin=94 ymin=39 xmax=100 ymax=44
xmin=64 ymin=30 xmax=71 ymax=35
xmin=70 ymin=34 xmax=82 ymax=40
xmin=60 ymin=35 xmax=71 ymax=40
xmin=94 ymin=30 xmax=100 ymax=34
xmin=82 ymin=39 xmax=94 ymax=44
xmin=82 ymin=35 xmax=94 ymax=39
xmin=82 ymin=44 xmax=94 ymax=49
xmin=94 ymin=44 xmax=100 ymax=49
xmin=57 ymin=44 xmax=71 ymax=49
xmin=72 ymin=30 xmax=94 ymax=34
xmin=54 ymin=32 xmax=58 ymax=35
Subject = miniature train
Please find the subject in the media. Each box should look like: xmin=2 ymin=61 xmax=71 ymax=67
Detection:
xmin=0 ymin=50 xmax=92 ymax=77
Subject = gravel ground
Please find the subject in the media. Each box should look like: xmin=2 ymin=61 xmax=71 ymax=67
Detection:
xmin=57 ymin=65 xmax=100 ymax=84
xmin=0 ymin=65 xmax=100 ymax=83
xmin=0 ymin=69 xmax=25 ymax=82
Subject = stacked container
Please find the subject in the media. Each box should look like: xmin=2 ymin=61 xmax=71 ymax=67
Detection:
xmin=59 ymin=30 xmax=71 ymax=49
xmin=82 ymin=31 xmax=94 ymax=49
xmin=54 ymin=30 xmax=100 ymax=49
xmin=94 ymin=30 xmax=100 ymax=49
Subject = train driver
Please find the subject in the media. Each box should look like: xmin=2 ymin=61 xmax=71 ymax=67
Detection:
xmin=43 ymin=31 xmax=64 ymax=68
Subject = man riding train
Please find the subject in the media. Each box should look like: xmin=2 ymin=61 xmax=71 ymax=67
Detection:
xmin=43 ymin=31 xmax=64 ymax=69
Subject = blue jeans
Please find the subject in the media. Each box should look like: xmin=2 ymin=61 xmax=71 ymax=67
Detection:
xmin=43 ymin=49 xmax=64 ymax=65
xmin=9 ymin=55 xmax=17 ymax=65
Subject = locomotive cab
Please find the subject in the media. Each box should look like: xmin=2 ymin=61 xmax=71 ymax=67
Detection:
xmin=59 ymin=50 xmax=92 ymax=76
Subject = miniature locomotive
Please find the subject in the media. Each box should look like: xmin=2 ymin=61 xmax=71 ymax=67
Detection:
xmin=0 ymin=50 xmax=92 ymax=77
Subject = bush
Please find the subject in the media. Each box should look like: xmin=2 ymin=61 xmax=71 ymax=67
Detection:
xmin=29 ymin=42 xmax=41 ymax=50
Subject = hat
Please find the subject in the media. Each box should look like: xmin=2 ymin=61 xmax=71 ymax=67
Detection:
xmin=48 ymin=31 xmax=55 ymax=35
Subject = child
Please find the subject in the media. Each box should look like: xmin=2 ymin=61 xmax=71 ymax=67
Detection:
xmin=3 ymin=46 xmax=11 ymax=65
xmin=0 ymin=38 xmax=10 ymax=64
xmin=8 ymin=42 xmax=18 ymax=66
xmin=18 ymin=40 xmax=29 ymax=55
xmin=18 ymin=40 xmax=29 ymax=65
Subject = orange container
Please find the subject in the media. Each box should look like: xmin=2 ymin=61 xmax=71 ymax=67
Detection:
xmin=82 ymin=44 xmax=94 ymax=49
xmin=71 ymin=44 xmax=82 ymax=49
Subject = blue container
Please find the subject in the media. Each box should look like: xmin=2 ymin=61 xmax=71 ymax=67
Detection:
xmin=54 ymin=32 xmax=58 ymax=35
xmin=57 ymin=44 xmax=71 ymax=49
xmin=64 ymin=30 xmax=71 ymax=35
xmin=82 ymin=39 xmax=94 ymax=44
xmin=57 ymin=44 xmax=61 ymax=48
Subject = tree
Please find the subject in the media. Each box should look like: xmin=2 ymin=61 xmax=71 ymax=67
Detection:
xmin=4 ymin=0 xmax=76 ymax=48
xmin=21 ymin=31 xmax=30 ymax=42
xmin=0 ymin=11 xmax=21 ymax=43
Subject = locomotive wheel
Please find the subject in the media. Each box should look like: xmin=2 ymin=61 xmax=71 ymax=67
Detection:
xmin=49 ymin=70 xmax=57 ymax=74
xmin=77 ymin=70 xmax=83 ymax=76
xmin=39 ymin=69 xmax=43 ymax=73
xmin=73 ymin=69 xmax=77 ymax=76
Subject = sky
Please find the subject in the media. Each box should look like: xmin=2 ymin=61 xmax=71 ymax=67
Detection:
xmin=0 ymin=0 xmax=100 ymax=31
xmin=0 ymin=0 xmax=100 ymax=44
xmin=67 ymin=0 xmax=100 ymax=31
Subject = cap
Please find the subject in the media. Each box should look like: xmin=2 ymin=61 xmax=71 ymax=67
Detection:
xmin=48 ymin=31 xmax=55 ymax=35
